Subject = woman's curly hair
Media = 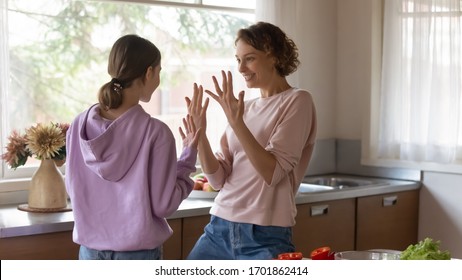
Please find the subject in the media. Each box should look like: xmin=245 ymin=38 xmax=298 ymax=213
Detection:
xmin=235 ymin=22 xmax=300 ymax=77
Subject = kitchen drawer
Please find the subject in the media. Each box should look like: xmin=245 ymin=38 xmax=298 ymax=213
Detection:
xmin=356 ymin=190 xmax=419 ymax=251
xmin=0 ymin=231 xmax=79 ymax=260
xmin=293 ymin=198 xmax=355 ymax=257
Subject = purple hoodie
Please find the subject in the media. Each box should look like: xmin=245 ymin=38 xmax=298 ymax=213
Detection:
xmin=65 ymin=104 xmax=196 ymax=251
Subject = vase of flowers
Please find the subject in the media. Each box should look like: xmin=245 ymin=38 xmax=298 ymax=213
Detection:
xmin=1 ymin=122 xmax=70 ymax=211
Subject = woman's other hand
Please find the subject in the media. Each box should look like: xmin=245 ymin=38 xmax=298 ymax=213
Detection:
xmin=205 ymin=70 xmax=245 ymax=128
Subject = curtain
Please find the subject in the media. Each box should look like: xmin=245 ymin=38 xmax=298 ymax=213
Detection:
xmin=373 ymin=0 xmax=462 ymax=168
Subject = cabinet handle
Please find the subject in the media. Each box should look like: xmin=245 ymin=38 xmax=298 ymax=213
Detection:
xmin=383 ymin=195 xmax=398 ymax=207
xmin=311 ymin=204 xmax=329 ymax=216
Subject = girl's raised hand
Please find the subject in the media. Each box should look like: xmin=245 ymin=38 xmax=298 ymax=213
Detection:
xmin=179 ymin=114 xmax=201 ymax=149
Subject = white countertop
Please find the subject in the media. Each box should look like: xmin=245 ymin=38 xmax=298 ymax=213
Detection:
xmin=0 ymin=175 xmax=420 ymax=239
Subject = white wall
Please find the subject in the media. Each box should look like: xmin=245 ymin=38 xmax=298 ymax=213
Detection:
xmin=336 ymin=0 xmax=372 ymax=139
xmin=419 ymin=173 xmax=462 ymax=257
xmin=288 ymin=0 xmax=461 ymax=258
xmin=295 ymin=0 xmax=337 ymax=139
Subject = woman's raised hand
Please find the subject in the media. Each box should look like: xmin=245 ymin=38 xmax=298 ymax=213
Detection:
xmin=205 ymin=70 xmax=245 ymax=128
xmin=185 ymin=83 xmax=209 ymax=134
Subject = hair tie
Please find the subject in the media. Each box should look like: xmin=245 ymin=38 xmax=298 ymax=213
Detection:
xmin=111 ymin=78 xmax=123 ymax=93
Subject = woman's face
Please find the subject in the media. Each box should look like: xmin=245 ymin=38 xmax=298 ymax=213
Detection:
xmin=235 ymin=40 xmax=276 ymax=89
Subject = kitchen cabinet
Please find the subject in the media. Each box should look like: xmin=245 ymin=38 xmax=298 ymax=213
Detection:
xmin=0 ymin=231 xmax=79 ymax=260
xmin=292 ymin=198 xmax=356 ymax=257
xmin=163 ymin=218 xmax=182 ymax=260
xmin=0 ymin=217 xmax=197 ymax=260
xmin=356 ymin=190 xmax=419 ymax=251
xmin=0 ymin=184 xmax=419 ymax=259
xmin=181 ymin=215 xmax=210 ymax=259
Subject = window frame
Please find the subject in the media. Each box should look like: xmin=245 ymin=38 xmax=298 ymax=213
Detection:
xmin=0 ymin=0 xmax=255 ymax=194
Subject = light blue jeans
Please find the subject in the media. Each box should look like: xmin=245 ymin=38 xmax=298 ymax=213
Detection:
xmin=186 ymin=215 xmax=295 ymax=260
xmin=79 ymin=245 xmax=161 ymax=260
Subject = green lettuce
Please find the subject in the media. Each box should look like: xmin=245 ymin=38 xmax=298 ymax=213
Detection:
xmin=400 ymin=238 xmax=451 ymax=260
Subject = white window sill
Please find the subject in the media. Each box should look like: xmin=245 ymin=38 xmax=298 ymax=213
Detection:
xmin=0 ymin=179 xmax=31 ymax=205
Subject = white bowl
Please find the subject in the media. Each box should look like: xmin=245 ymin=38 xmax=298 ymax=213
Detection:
xmin=188 ymin=190 xmax=219 ymax=199
xmin=335 ymin=250 xmax=401 ymax=260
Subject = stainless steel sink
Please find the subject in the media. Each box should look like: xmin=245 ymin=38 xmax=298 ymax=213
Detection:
xmin=297 ymin=175 xmax=389 ymax=194
xmin=303 ymin=177 xmax=374 ymax=189
xmin=298 ymin=183 xmax=336 ymax=193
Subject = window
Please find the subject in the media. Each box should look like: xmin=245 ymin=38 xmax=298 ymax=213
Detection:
xmin=365 ymin=0 xmax=462 ymax=172
xmin=0 ymin=0 xmax=256 ymax=181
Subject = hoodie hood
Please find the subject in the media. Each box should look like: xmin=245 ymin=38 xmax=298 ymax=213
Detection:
xmin=77 ymin=104 xmax=150 ymax=182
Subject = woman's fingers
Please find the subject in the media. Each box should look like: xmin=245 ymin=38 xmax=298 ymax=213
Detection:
xmin=211 ymin=75 xmax=225 ymax=98
xmin=185 ymin=96 xmax=191 ymax=111
xmin=188 ymin=83 xmax=206 ymax=114
xmin=189 ymin=115 xmax=197 ymax=133
xmin=193 ymin=83 xmax=203 ymax=109
xmin=204 ymin=89 xmax=219 ymax=102
xmin=220 ymin=70 xmax=227 ymax=94
xmin=202 ymin=97 xmax=210 ymax=114
xmin=206 ymin=70 xmax=235 ymax=102
xmin=226 ymin=71 xmax=234 ymax=99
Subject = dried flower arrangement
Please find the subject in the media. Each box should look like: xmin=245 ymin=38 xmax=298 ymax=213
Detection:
xmin=1 ymin=122 xmax=69 ymax=169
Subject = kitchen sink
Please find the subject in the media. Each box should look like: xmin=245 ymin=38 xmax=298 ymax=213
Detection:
xmin=303 ymin=177 xmax=374 ymax=189
xmin=297 ymin=175 xmax=389 ymax=194
xmin=297 ymin=183 xmax=336 ymax=193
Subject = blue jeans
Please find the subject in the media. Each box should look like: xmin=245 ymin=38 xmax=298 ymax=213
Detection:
xmin=186 ymin=215 xmax=295 ymax=260
xmin=79 ymin=245 xmax=161 ymax=260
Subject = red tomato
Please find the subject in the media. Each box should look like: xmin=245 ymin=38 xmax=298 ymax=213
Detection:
xmin=310 ymin=246 xmax=335 ymax=260
xmin=277 ymin=252 xmax=303 ymax=260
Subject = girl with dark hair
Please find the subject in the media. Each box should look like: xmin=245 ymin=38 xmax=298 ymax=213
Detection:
xmin=65 ymin=34 xmax=200 ymax=260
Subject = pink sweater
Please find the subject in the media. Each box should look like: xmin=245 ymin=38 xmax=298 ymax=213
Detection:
xmin=205 ymin=88 xmax=317 ymax=227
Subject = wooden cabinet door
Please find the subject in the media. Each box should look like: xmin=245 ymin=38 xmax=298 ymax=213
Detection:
xmin=293 ymin=198 xmax=355 ymax=257
xmin=181 ymin=215 xmax=210 ymax=259
xmin=356 ymin=190 xmax=419 ymax=251
xmin=163 ymin=218 xmax=182 ymax=260
xmin=0 ymin=231 xmax=79 ymax=260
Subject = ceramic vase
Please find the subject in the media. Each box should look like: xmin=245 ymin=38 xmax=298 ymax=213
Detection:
xmin=28 ymin=158 xmax=67 ymax=209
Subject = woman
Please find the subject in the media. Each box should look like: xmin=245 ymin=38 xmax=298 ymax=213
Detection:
xmin=186 ymin=22 xmax=317 ymax=260
xmin=65 ymin=34 xmax=199 ymax=260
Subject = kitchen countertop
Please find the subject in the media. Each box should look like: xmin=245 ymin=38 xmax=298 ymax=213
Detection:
xmin=0 ymin=175 xmax=420 ymax=239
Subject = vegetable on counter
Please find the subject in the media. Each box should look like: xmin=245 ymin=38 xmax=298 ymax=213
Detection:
xmin=400 ymin=238 xmax=451 ymax=260
xmin=192 ymin=173 xmax=218 ymax=192
xmin=276 ymin=252 xmax=304 ymax=260
xmin=310 ymin=246 xmax=335 ymax=260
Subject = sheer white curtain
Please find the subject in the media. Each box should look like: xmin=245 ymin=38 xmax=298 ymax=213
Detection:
xmin=370 ymin=0 xmax=462 ymax=171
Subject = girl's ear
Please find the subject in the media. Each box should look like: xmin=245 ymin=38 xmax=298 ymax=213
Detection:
xmin=144 ymin=65 xmax=153 ymax=82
